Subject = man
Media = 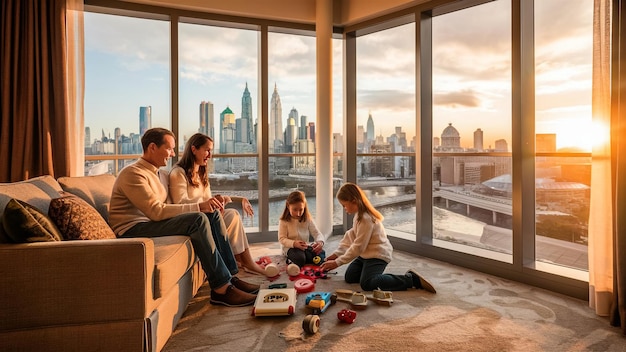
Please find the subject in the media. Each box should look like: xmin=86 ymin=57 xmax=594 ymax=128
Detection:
xmin=109 ymin=127 xmax=258 ymax=307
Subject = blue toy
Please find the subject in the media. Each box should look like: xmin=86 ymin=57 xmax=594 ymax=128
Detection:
xmin=305 ymin=292 xmax=332 ymax=314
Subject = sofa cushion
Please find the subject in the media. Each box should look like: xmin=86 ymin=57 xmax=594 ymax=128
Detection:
xmin=151 ymin=236 xmax=197 ymax=299
xmin=57 ymin=174 xmax=116 ymax=222
xmin=2 ymin=198 xmax=63 ymax=242
xmin=0 ymin=175 xmax=63 ymax=216
xmin=48 ymin=194 xmax=116 ymax=240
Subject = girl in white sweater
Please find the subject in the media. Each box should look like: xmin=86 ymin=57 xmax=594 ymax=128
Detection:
xmin=278 ymin=191 xmax=326 ymax=267
xmin=320 ymin=182 xmax=436 ymax=293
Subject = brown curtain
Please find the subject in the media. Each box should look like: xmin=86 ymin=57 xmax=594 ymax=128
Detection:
xmin=610 ymin=0 xmax=626 ymax=334
xmin=0 ymin=0 xmax=72 ymax=182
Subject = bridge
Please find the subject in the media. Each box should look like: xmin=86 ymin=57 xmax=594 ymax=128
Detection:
xmin=433 ymin=188 xmax=512 ymax=223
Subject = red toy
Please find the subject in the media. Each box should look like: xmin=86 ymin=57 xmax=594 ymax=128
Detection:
xmin=337 ymin=309 xmax=357 ymax=324
xmin=294 ymin=278 xmax=315 ymax=293
xmin=288 ymin=264 xmax=328 ymax=283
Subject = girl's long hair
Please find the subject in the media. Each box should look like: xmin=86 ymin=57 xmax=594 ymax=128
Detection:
xmin=336 ymin=182 xmax=383 ymax=223
xmin=176 ymin=133 xmax=212 ymax=188
xmin=280 ymin=190 xmax=311 ymax=223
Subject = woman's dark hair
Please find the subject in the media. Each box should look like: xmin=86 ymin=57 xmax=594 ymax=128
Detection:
xmin=279 ymin=190 xmax=311 ymax=223
xmin=176 ymin=133 xmax=212 ymax=188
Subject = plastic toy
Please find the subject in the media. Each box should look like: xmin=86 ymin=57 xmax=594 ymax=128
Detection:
xmin=256 ymin=256 xmax=280 ymax=278
xmin=331 ymin=289 xmax=368 ymax=309
xmin=289 ymin=264 xmax=328 ymax=283
xmin=251 ymin=288 xmax=296 ymax=316
xmin=367 ymin=288 xmax=393 ymax=306
xmin=337 ymin=309 xmax=357 ymax=324
xmin=305 ymin=292 xmax=332 ymax=314
xmin=264 ymin=263 xmax=280 ymax=277
xmin=287 ymin=263 xmax=300 ymax=276
xmin=294 ymin=278 xmax=315 ymax=293
xmin=302 ymin=314 xmax=320 ymax=334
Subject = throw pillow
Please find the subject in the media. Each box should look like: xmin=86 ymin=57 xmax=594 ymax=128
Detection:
xmin=1 ymin=198 xmax=63 ymax=242
xmin=48 ymin=194 xmax=116 ymax=240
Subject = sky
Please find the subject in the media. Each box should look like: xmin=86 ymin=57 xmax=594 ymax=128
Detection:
xmin=84 ymin=0 xmax=594 ymax=151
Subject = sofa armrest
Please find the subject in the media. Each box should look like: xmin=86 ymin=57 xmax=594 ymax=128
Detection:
xmin=0 ymin=238 xmax=155 ymax=332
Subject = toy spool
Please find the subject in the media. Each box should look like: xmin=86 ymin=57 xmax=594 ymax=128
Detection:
xmin=302 ymin=314 xmax=320 ymax=334
xmin=265 ymin=263 xmax=279 ymax=277
xmin=287 ymin=263 xmax=300 ymax=276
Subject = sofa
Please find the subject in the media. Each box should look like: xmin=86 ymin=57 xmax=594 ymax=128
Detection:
xmin=0 ymin=174 xmax=205 ymax=352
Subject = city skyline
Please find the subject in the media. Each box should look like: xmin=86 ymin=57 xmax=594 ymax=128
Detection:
xmin=83 ymin=0 xmax=594 ymax=151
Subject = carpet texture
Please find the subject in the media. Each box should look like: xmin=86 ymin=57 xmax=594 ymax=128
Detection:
xmin=163 ymin=237 xmax=625 ymax=352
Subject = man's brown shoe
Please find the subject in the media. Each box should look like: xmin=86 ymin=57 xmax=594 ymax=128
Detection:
xmin=210 ymin=285 xmax=256 ymax=307
xmin=231 ymin=276 xmax=260 ymax=294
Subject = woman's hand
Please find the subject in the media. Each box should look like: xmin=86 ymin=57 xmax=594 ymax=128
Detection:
xmin=241 ymin=198 xmax=254 ymax=217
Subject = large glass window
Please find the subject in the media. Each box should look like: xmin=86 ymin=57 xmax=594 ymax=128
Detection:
xmin=431 ymin=0 xmax=512 ymax=260
xmin=534 ymin=0 xmax=593 ymax=271
xmin=178 ymin=21 xmax=260 ymax=228
xmin=267 ymin=31 xmax=319 ymax=226
xmin=356 ymin=23 xmax=416 ymax=239
xmin=84 ymin=12 xmax=170 ymax=176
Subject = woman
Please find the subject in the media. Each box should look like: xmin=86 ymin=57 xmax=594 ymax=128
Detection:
xmin=168 ymin=133 xmax=267 ymax=276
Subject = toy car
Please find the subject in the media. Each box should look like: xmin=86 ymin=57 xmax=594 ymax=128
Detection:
xmin=305 ymin=292 xmax=332 ymax=314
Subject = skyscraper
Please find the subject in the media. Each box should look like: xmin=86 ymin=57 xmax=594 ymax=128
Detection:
xmin=139 ymin=106 xmax=151 ymax=136
xmin=474 ymin=128 xmax=484 ymax=151
xmin=300 ymin=115 xmax=308 ymax=139
xmin=241 ymin=83 xmax=254 ymax=147
xmin=366 ymin=112 xmax=375 ymax=142
xmin=270 ymin=84 xmax=283 ymax=151
xmin=220 ymin=107 xmax=236 ymax=153
xmin=199 ymin=101 xmax=214 ymax=138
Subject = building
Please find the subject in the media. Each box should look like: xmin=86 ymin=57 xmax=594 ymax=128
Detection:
xmin=199 ymin=101 xmax=214 ymax=138
xmin=139 ymin=106 xmax=151 ymax=136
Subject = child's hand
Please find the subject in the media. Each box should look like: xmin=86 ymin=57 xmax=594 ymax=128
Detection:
xmin=310 ymin=241 xmax=323 ymax=254
xmin=294 ymin=240 xmax=308 ymax=250
xmin=320 ymin=260 xmax=337 ymax=272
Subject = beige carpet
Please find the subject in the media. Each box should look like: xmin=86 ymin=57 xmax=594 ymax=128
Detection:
xmin=163 ymin=236 xmax=626 ymax=352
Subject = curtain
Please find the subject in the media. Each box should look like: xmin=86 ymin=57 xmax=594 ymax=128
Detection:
xmin=589 ymin=0 xmax=614 ymax=317
xmin=65 ymin=0 xmax=84 ymax=177
xmin=610 ymin=0 xmax=626 ymax=334
xmin=0 ymin=0 xmax=82 ymax=182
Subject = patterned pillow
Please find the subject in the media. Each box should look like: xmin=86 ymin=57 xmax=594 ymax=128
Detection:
xmin=48 ymin=194 xmax=116 ymax=240
xmin=2 ymin=198 xmax=63 ymax=242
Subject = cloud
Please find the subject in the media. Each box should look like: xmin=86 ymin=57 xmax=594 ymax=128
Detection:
xmin=358 ymin=89 xmax=415 ymax=112
xmin=434 ymin=90 xmax=481 ymax=108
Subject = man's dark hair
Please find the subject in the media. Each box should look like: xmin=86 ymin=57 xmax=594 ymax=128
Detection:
xmin=141 ymin=128 xmax=175 ymax=152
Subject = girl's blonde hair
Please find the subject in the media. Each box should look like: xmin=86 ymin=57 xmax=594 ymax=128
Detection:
xmin=280 ymin=190 xmax=311 ymax=223
xmin=336 ymin=182 xmax=383 ymax=222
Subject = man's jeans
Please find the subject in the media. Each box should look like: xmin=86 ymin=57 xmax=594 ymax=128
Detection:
xmin=204 ymin=211 xmax=238 ymax=274
xmin=122 ymin=212 xmax=232 ymax=290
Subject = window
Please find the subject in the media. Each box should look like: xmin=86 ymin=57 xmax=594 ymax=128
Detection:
xmin=178 ymin=20 xmax=260 ymax=228
xmin=84 ymin=12 xmax=170 ymax=175
xmin=356 ymin=22 xmax=417 ymax=239
xmin=534 ymin=0 xmax=593 ymax=271
xmin=268 ymin=31 xmax=319 ymax=226
xmin=431 ymin=0 xmax=512 ymax=260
